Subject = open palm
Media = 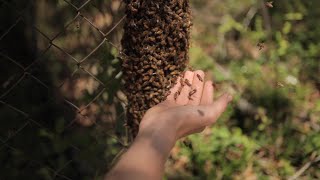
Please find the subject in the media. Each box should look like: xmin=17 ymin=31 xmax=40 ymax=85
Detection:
xmin=139 ymin=70 xmax=233 ymax=141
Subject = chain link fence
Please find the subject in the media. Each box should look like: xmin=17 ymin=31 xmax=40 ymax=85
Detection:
xmin=0 ymin=0 xmax=128 ymax=179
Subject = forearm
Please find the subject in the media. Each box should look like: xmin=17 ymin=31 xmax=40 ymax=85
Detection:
xmin=105 ymin=130 xmax=175 ymax=180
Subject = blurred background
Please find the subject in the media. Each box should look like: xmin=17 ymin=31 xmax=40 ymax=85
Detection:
xmin=0 ymin=0 xmax=319 ymax=179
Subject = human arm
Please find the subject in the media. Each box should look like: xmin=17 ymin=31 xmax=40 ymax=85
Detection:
xmin=105 ymin=70 xmax=233 ymax=180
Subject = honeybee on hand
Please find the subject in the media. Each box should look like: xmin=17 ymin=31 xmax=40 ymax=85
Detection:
xmin=184 ymin=79 xmax=192 ymax=86
xmin=196 ymin=74 xmax=203 ymax=82
xmin=188 ymin=89 xmax=197 ymax=100
xmin=174 ymin=91 xmax=179 ymax=101
xmin=180 ymin=78 xmax=185 ymax=86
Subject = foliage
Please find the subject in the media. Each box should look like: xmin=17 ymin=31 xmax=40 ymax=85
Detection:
xmin=165 ymin=0 xmax=320 ymax=179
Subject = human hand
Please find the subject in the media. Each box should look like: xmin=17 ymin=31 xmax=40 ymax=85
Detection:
xmin=105 ymin=70 xmax=233 ymax=179
xmin=137 ymin=70 xmax=233 ymax=151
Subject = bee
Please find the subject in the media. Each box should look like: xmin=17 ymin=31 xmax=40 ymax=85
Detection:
xmin=277 ymin=82 xmax=285 ymax=88
xmin=265 ymin=1 xmax=273 ymax=8
xmin=142 ymin=31 xmax=149 ymax=36
xmin=174 ymin=14 xmax=182 ymax=20
xmin=149 ymin=76 xmax=155 ymax=83
xmin=158 ymin=70 xmax=165 ymax=76
xmin=257 ymin=42 xmax=265 ymax=50
xmin=169 ymin=0 xmax=176 ymax=6
xmin=155 ymin=29 xmax=163 ymax=35
xmin=152 ymin=82 xmax=161 ymax=88
xmin=143 ymin=76 xmax=150 ymax=81
xmin=212 ymin=82 xmax=217 ymax=89
xmin=143 ymin=23 xmax=149 ymax=29
xmin=151 ymin=64 xmax=157 ymax=69
xmin=153 ymin=98 xmax=160 ymax=104
xmin=183 ymin=20 xmax=191 ymax=28
xmin=155 ymin=3 xmax=160 ymax=9
xmin=176 ymin=9 xmax=183 ymax=14
xmin=132 ymin=36 xmax=137 ymax=43
xmin=178 ymin=12 xmax=185 ymax=18
xmin=128 ymin=4 xmax=138 ymax=13
xmin=180 ymin=78 xmax=185 ymax=86
xmin=147 ymin=69 xmax=154 ymax=75
xmin=133 ymin=113 xmax=138 ymax=119
xmin=169 ymin=49 xmax=177 ymax=57
xmin=123 ymin=123 xmax=129 ymax=127
xmin=165 ymin=91 xmax=171 ymax=97
xmin=122 ymin=63 xmax=130 ymax=68
xmin=143 ymin=64 xmax=151 ymax=69
xmin=126 ymin=70 xmax=133 ymax=75
xmin=164 ymin=5 xmax=171 ymax=13
xmin=148 ymin=36 xmax=156 ymax=42
xmin=171 ymin=71 xmax=180 ymax=75
xmin=196 ymin=74 xmax=203 ymax=82
xmin=177 ymin=85 xmax=183 ymax=95
xmin=189 ymin=89 xmax=197 ymax=96
xmin=128 ymin=20 xmax=137 ymax=28
xmin=133 ymin=119 xmax=140 ymax=125
xmin=165 ymin=16 xmax=173 ymax=24
xmin=142 ymin=81 xmax=150 ymax=88
xmin=197 ymin=110 xmax=204 ymax=116
xmin=182 ymin=138 xmax=193 ymax=150
xmin=169 ymin=65 xmax=177 ymax=71
xmin=147 ymin=11 xmax=156 ymax=15
xmin=185 ymin=79 xmax=192 ymax=86
xmin=177 ymin=0 xmax=184 ymax=8
xmin=152 ymin=27 xmax=160 ymax=32
xmin=166 ymin=79 xmax=173 ymax=89
xmin=174 ymin=91 xmax=179 ymax=101
xmin=186 ymin=64 xmax=194 ymax=71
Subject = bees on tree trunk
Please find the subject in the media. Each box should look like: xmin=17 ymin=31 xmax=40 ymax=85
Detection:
xmin=122 ymin=0 xmax=191 ymax=138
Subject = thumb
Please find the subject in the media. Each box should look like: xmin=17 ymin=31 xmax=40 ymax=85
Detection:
xmin=200 ymin=93 xmax=233 ymax=126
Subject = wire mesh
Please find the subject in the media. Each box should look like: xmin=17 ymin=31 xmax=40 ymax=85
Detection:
xmin=0 ymin=0 xmax=127 ymax=179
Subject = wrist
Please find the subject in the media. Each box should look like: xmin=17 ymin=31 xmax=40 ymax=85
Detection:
xmin=136 ymin=126 xmax=176 ymax=158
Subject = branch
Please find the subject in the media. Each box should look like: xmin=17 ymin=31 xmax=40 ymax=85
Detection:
xmin=289 ymin=155 xmax=320 ymax=180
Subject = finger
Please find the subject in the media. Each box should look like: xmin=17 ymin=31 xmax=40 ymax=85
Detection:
xmin=200 ymin=81 xmax=214 ymax=105
xmin=201 ymin=93 xmax=233 ymax=126
xmin=188 ymin=70 xmax=205 ymax=105
xmin=166 ymin=76 xmax=182 ymax=102
xmin=176 ymin=71 xmax=194 ymax=105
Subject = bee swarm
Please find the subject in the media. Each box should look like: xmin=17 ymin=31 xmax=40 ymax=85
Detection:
xmin=121 ymin=0 xmax=191 ymax=138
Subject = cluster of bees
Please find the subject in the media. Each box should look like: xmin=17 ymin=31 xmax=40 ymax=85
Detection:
xmin=121 ymin=0 xmax=191 ymax=137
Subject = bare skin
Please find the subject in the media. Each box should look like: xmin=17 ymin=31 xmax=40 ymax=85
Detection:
xmin=105 ymin=70 xmax=233 ymax=180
